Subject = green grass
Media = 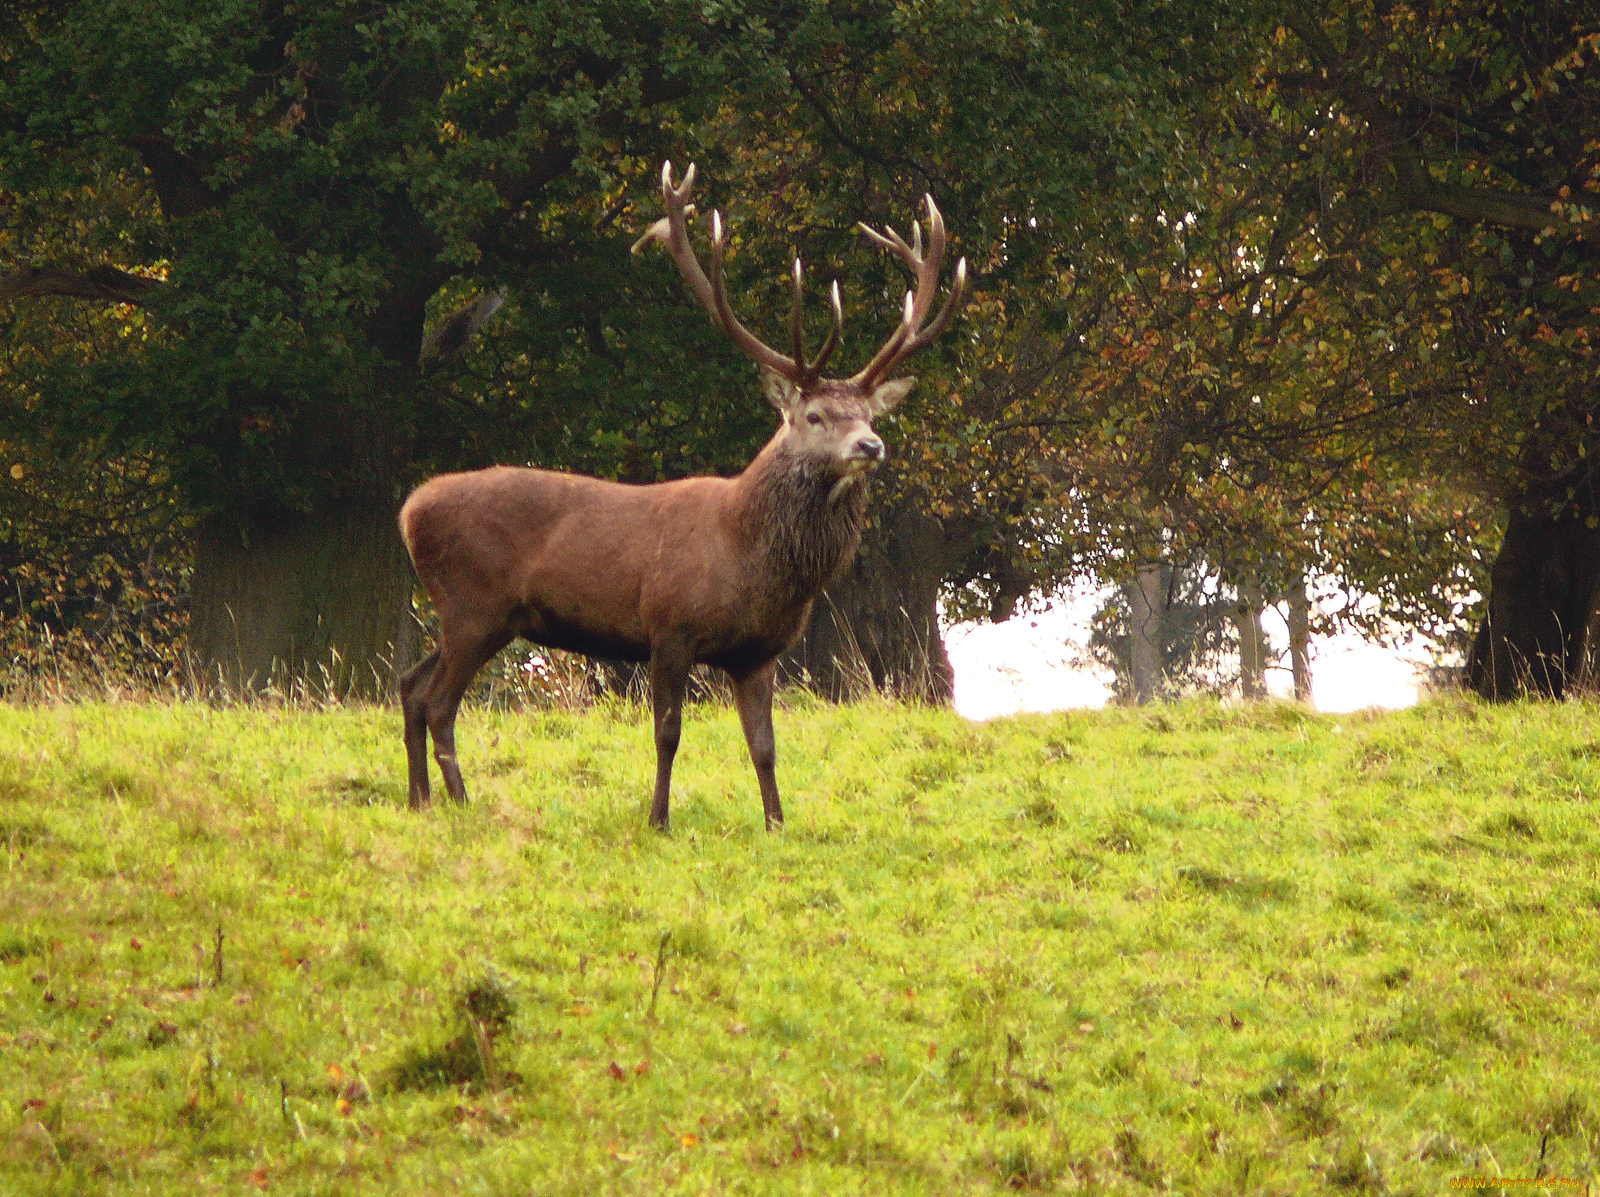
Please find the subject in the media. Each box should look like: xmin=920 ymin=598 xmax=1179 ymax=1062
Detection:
xmin=3 ymin=694 xmax=1600 ymax=1194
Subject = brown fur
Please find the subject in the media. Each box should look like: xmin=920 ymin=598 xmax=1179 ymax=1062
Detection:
xmin=400 ymin=429 xmax=866 ymax=673
xmin=398 ymin=392 xmax=883 ymax=829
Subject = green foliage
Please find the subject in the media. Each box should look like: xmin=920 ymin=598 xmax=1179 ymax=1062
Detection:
xmin=0 ymin=0 xmax=779 ymax=513
xmin=0 ymin=0 xmax=1241 ymax=583
xmin=4 ymin=697 xmax=1600 ymax=1191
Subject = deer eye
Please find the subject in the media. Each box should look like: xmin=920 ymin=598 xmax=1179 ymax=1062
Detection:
xmin=806 ymin=412 xmax=824 ymax=427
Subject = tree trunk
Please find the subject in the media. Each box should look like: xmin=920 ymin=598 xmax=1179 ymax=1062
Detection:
xmin=1125 ymin=562 xmax=1167 ymax=704
xmin=1233 ymin=576 xmax=1269 ymax=700
xmin=188 ymin=499 xmax=420 ymax=699
xmin=1467 ymin=509 xmax=1600 ymax=700
xmin=780 ymin=501 xmax=954 ymax=703
xmin=1287 ymin=579 xmax=1313 ymax=704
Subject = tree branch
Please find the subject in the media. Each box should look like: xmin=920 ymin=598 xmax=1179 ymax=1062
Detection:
xmin=1281 ymin=4 xmax=1587 ymax=236
xmin=1388 ymin=152 xmax=1568 ymax=232
xmin=418 ymin=288 xmax=506 ymax=369
xmin=0 ymin=264 xmax=166 ymax=306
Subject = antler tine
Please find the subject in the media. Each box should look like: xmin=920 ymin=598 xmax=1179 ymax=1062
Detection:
xmin=849 ymin=288 xmax=916 ymax=389
xmin=850 ymin=192 xmax=965 ymax=388
xmin=924 ymin=194 xmax=944 ymax=254
xmin=857 ymin=221 xmax=919 ymax=263
xmin=890 ymin=256 xmax=966 ymax=364
xmin=635 ymin=161 xmax=802 ymax=381
xmin=807 ymin=280 xmax=844 ymax=377
xmin=790 ymin=266 xmax=846 ymax=383
xmin=704 ymin=213 xmax=805 ymax=379
xmin=672 ymin=160 xmax=696 ymax=201
xmin=790 ymin=258 xmax=809 ymax=373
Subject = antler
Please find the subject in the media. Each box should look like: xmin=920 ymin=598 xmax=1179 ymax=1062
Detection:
xmin=850 ymin=195 xmax=968 ymax=389
xmin=633 ymin=161 xmax=844 ymax=386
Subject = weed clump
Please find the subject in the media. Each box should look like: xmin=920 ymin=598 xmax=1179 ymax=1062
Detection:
xmin=145 ymin=1020 xmax=179 ymax=1048
xmin=0 ymin=932 xmax=41 ymax=963
xmin=1019 ymin=796 xmax=1059 ymax=826
xmin=994 ymin=1141 xmax=1060 ymax=1190
xmin=388 ymin=974 xmax=520 ymax=1093
xmin=323 ymin=774 xmax=402 ymax=806
xmin=1113 ymin=1125 xmax=1164 ymax=1186
xmin=1177 ymin=865 xmax=1296 ymax=905
xmin=1483 ymin=811 xmax=1540 ymax=840
xmin=1538 ymin=1091 xmax=1593 ymax=1138
xmin=1323 ymin=1141 xmax=1385 ymax=1191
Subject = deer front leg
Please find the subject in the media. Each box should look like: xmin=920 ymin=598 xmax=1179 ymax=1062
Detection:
xmin=648 ymin=640 xmax=693 ymax=831
xmin=400 ymin=649 xmax=440 ymax=809
xmin=422 ymin=628 xmax=513 ymax=807
xmin=732 ymin=661 xmax=783 ymax=831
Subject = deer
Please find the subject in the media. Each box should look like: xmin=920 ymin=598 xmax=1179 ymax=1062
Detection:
xmin=397 ymin=161 xmax=966 ymax=831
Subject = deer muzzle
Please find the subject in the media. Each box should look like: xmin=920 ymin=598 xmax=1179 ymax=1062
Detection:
xmin=848 ymin=435 xmax=886 ymax=467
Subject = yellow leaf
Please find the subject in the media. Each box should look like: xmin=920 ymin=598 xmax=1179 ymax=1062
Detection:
xmin=681 ymin=1133 xmax=700 ymax=1148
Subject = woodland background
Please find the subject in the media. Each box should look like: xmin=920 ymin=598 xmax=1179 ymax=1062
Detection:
xmin=1 ymin=0 xmax=1596 ymax=706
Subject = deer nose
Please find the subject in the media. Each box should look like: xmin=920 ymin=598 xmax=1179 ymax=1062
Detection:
xmin=852 ymin=435 xmax=885 ymax=463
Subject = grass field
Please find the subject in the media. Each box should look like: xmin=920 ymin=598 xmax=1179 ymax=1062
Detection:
xmin=3 ymin=695 xmax=1600 ymax=1195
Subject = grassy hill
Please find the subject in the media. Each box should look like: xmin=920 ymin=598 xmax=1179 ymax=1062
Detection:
xmin=2 ymin=696 xmax=1598 ymax=1194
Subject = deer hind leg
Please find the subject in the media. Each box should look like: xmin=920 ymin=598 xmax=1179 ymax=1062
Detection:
xmin=648 ymin=639 xmax=694 ymax=831
xmin=400 ymin=649 xmax=441 ymax=809
xmin=424 ymin=628 xmax=512 ymax=806
xmin=732 ymin=661 xmax=783 ymax=831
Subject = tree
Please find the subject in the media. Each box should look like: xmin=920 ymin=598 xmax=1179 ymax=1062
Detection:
xmin=0 ymin=167 xmax=190 ymax=690
xmin=1274 ymin=2 xmax=1600 ymax=697
xmin=1089 ymin=560 xmax=1239 ymax=701
xmin=1 ymin=0 xmax=1240 ymax=701
xmin=1 ymin=0 xmax=772 ymax=694
xmin=955 ymin=68 xmax=1496 ymax=680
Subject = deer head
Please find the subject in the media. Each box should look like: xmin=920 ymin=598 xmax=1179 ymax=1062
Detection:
xmin=633 ymin=162 xmax=967 ymax=492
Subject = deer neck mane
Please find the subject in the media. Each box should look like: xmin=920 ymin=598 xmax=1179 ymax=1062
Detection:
xmin=739 ymin=433 xmax=868 ymax=602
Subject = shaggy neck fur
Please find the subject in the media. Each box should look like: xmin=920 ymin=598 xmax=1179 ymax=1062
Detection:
xmin=740 ymin=435 xmax=869 ymax=605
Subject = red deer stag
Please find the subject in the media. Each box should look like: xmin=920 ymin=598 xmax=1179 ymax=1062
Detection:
xmin=398 ymin=162 xmax=965 ymax=830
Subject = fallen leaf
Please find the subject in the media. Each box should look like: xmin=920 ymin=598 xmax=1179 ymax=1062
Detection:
xmin=634 ymin=1059 xmax=650 ymax=1076
xmin=864 ymin=1053 xmax=884 ymax=1066
xmin=336 ymin=1098 xmax=352 ymax=1116
xmin=129 ymin=937 xmax=142 ymax=951
xmin=928 ymin=1042 xmax=939 ymax=1060
xmin=681 ymin=1133 xmax=700 ymax=1148
xmin=328 ymin=1064 xmax=345 ymax=1083
xmin=608 ymin=1061 xmax=627 ymax=1081
xmin=247 ymin=1166 xmax=268 ymax=1190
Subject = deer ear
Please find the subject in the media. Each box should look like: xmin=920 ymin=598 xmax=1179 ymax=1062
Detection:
xmin=868 ymin=375 xmax=916 ymax=415
xmin=760 ymin=367 xmax=801 ymax=412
